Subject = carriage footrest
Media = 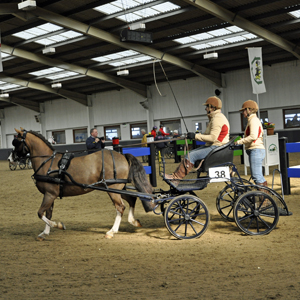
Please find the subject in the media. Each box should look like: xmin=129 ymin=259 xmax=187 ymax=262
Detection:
xmin=164 ymin=172 xmax=210 ymax=191
xmin=263 ymin=207 xmax=292 ymax=216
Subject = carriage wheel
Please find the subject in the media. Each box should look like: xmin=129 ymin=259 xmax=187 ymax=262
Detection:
xmin=26 ymin=158 xmax=32 ymax=169
xmin=160 ymin=191 xmax=197 ymax=216
xmin=233 ymin=191 xmax=279 ymax=236
xmin=164 ymin=195 xmax=210 ymax=239
xmin=216 ymin=178 xmax=252 ymax=222
xmin=9 ymin=162 xmax=17 ymax=171
xmin=19 ymin=159 xmax=26 ymax=169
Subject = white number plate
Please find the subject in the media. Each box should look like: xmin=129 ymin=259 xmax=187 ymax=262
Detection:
xmin=208 ymin=166 xmax=230 ymax=182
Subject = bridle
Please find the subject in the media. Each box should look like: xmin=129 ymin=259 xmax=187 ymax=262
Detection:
xmin=12 ymin=130 xmax=30 ymax=158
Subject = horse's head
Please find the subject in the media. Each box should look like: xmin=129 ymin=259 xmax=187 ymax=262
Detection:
xmin=12 ymin=128 xmax=30 ymax=158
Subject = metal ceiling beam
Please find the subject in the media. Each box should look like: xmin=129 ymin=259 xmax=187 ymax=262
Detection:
xmin=0 ymin=95 xmax=40 ymax=112
xmin=1 ymin=43 xmax=147 ymax=97
xmin=0 ymin=73 xmax=88 ymax=106
xmin=183 ymin=0 xmax=300 ymax=60
xmin=30 ymin=7 xmax=222 ymax=86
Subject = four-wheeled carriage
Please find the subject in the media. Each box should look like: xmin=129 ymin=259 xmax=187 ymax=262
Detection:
xmin=153 ymin=136 xmax=291 ymax=239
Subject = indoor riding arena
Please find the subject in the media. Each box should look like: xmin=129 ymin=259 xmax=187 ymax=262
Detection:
xmin=1 ymin=154 xmax=300 ymax=299
xmin=1 ymin=0 xmax=300 ymax=299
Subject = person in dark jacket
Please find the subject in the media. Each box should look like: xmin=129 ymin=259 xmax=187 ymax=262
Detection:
xmin=86 ymin=128 xmax=105 ymax=154
xmin=155 ymin=131 xmax=168 ymax=157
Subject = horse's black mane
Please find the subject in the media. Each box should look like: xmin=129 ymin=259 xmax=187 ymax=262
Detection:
xmin=28 ymin=130 xmax=55 ymax=151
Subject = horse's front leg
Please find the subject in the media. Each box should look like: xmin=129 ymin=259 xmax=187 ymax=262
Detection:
xmin=37 ymin=193 xmax=66 ymax=241
xmin=105 ymin=193 xmax=126 ymax=239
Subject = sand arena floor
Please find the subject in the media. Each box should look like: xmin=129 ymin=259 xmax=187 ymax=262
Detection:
xmin=0 ymin=154 xmax=300 ymax=300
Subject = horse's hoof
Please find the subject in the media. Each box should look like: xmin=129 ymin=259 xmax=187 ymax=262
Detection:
xmin=36 ymin=235 xmax=45 ymax=241
xmin=135 ymin=219 xmax=142 ymax=227
xmin=105 ymin=233 xmax=113 ymax=239
xmin=57 ymin=222 xmax=66 ymax=230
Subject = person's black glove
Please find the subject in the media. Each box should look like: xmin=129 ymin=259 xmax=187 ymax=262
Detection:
xmin=187 ymin=132 xmax=195 ymax=140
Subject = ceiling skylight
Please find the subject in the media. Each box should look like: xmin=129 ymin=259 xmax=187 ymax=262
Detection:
xmin=0 ymin=82 xmax=21 ymax=90
xmin=289 ymin=9 xmax=300 ymax=18
xmin=94 ymin=0 xmax=180 ymax=23
xmin=29 ymin=67 xmax=79 ymax=80
xmin=12 ymin=23 xmax=82 ymax=46
xmin=174 ymin=25 xmax=258 ymax=51
xmin=92 ymin=50 xmax=152 ymax=67
xmin=1 ymin=53 xmax=11 ymax=58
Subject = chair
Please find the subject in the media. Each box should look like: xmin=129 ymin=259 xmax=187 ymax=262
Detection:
xmin=195 ymin=136 xmax=237 ymax=174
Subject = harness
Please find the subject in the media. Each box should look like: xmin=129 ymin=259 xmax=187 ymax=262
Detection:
xmin=32 ymin=149 xmax=128 ymax=199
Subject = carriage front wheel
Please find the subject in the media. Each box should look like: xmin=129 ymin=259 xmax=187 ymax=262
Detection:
xmin=164 ymin=195 xmax=210 ymax=239
xmin=233 ymin=191 xmax=279 ymax=236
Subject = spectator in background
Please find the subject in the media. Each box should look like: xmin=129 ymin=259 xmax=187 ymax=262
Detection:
xmin=159 ymin=124 xmax=170 ymax=137
xmin=48 ymin=136 xmax=56 ymax=145
xmin=86 ymin=128 xmax=105 ymax=154
xmin=151 ymin=126 xmax=158 ymax=138
xmin=141 ymin=129 xmax=148 ymax=163
xmin=155 ymin=131 xmax=168 ymax=157
xmin=172 ymin=130 xmax=179 ymax=138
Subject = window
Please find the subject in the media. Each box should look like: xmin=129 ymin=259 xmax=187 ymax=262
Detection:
xmin=130 ymin=123 xmax=147 ymax=139
xmin=283 ymin=108 xmax=300 ymax=129
xmin=52 ymin=130 xmax=66 ymax=144
xmin=160 ymin=119 xmax=181 ymax=135
xmin=73 ymin=128 xmax=88 ymax=143
xmin=104 ymin=125 xmax=120 ymax=140
xmin=260 ymin=110 xmax=269 ymax=125
xmin=195 ymin=122 xmax=202 ymax=132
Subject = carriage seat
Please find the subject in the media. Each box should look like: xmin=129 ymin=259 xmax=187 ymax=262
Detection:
xmin=194 ymin=136 xmax=237 ymax=174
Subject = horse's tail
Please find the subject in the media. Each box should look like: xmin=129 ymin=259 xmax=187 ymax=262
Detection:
xmin=124 ymin=153 xmax=155 ymax=212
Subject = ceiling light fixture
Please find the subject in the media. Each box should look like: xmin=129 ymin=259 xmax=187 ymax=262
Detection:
xmin=203 ymin=52 xmax=218 ymax=60
xmin=42 ymin=47 xmax=55 ymax=55
xmin=117 ymin=70 xmax=129 ymax=76
xmin=51 ymin=83 xmax=62 ymax=89
xmin=18 ymin=0 xmax=36 ymax=11
xmin=0 ymin=93 xmax=9 ymax=98
xmin=129 ymin=23 xmax=146 ymax=31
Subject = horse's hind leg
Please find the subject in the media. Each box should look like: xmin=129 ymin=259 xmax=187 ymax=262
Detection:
xmin=122 ymin=194 xmax=142 ymax=227
xmin=37 ymin=193 xmax=66 ymax=241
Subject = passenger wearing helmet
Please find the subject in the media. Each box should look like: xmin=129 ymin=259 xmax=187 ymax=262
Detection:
xmin=151 ymin=126 xmax=158 ymax=138
xmin=235 ymin=100 xmax=267 ymax=187
xmin=165 ymin=96 xmax=230 ymax=183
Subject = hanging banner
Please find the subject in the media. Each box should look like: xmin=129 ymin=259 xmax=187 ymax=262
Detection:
xmin=0 ymin=32 xmax=3 ymax=72
xmin=248 ymin=47 xmax=266 ymax=94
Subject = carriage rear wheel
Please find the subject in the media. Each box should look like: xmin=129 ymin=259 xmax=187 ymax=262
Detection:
xmin=216 ymin=178 xmax=252 ymax=222
xmin=9 ymin=162 xmax=17 ymax=171
xmin=164 ymin=195 xmax=210 ymax=239
xmin=233 ymin=191 xmax=279 ymax=236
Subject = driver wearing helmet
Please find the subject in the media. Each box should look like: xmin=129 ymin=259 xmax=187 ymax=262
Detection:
xmin=165 ymin=96 xmax=230 ymax=183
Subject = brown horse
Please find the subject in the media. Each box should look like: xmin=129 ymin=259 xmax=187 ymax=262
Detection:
xmin=12 ymin=128 xmax=155 ymax=240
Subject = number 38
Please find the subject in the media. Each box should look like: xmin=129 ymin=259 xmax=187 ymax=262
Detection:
xmin=215 ymin=170 xmax=226 ymax=178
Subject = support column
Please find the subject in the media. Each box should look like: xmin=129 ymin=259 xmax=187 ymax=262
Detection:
xmin=0 ymin=109 xmax=6 ymax=148
xmin=87 ymin=95 xmax=95 ymax=134
xmin=147 ymin=87 xmax=154 ymax=132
